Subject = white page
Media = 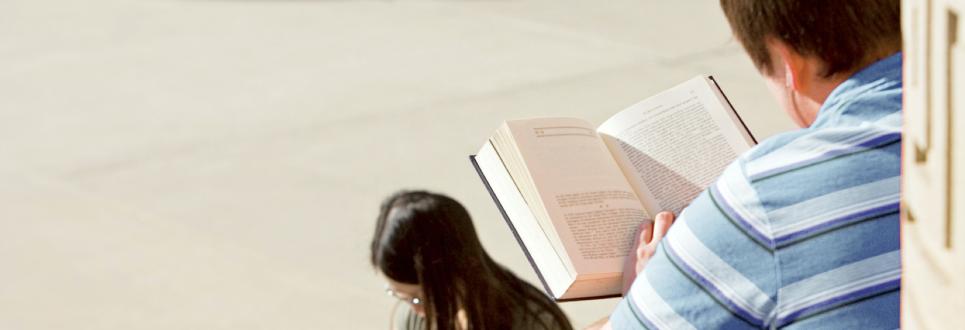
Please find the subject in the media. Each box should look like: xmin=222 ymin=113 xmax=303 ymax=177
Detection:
xmin=597 ymin=76 xmax=754 ymax=214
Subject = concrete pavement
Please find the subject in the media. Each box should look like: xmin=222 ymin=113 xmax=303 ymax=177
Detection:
xmin=0 ymin=0 xmax=792 ymax=328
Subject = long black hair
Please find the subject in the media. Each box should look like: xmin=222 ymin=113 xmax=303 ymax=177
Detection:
xmin=370 ymin=190 xmax=572 ymax=330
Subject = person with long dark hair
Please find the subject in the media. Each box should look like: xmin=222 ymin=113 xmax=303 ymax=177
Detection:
xmin=370 ymin=190 xmax=573 ymax=330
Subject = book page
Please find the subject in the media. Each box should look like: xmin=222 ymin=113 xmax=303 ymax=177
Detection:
xmin=497 ymin=118 xmax=647 ymax=275
xmin=597 ymin=76 xmax=754 ymax=214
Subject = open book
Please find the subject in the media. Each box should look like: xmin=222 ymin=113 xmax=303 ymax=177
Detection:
xmin=470 ymin=75 xmax=756 ymax=301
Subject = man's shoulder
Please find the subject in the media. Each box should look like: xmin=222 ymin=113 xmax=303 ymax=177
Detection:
xmin=710 ymin=113 xmax=902 ymax=250
xmin=742 ymin=111 xmax=900 ymax=174
xmin=744 ymin=110 xmax=899 ymax=182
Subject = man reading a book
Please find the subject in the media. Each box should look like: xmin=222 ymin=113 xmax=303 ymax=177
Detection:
xmin=600 ymin=0 xmax=902 ymax=328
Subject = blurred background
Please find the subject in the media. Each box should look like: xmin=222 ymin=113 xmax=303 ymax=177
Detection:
xmin=0 ymin=0 xmax=794 ymax=329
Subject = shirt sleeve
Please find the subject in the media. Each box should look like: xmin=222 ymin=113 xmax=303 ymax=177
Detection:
xmin=610 ymin=168 xmax=780 ymax=329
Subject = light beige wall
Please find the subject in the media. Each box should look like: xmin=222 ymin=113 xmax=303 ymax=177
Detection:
xmin=901 ymin=0 xmax=965 ymax=328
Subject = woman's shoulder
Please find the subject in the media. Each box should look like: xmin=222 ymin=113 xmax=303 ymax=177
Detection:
xmin=394 ymin=306 xmax=425 ymax=330
xmin=514 ymin=300 xmax=569 ymax=330
xmin=392 ymin=300 xmax=569 ymax=330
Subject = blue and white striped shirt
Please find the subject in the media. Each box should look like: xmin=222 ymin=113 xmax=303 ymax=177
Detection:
xmin=610 ymin=53 xmax=902 ymax=329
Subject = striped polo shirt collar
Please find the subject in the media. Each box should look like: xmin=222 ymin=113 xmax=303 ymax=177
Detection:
xmin=810 ymin=52 xmax=903 ymax=130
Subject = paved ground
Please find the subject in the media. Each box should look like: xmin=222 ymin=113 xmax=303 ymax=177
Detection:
xmin=0 ymin=0 xmax=793 ymax=328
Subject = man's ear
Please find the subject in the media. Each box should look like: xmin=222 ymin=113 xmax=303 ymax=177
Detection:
xmin=768 ymin=39 xmax=809 ymax=92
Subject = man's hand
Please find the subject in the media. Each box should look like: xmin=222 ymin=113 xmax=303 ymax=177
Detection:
xmin=621 ymin=211 xmax=675 ymax=295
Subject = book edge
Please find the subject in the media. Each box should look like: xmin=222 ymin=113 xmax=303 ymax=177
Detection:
xmin=707 ymin=75 xmax=758 ymax=144
xmin=470 ymin=154 xmax=620 ymax=303
xmin=470 ymin=154 xmax=556 ymax=298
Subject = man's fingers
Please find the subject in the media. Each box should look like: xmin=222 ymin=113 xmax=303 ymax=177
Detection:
xmin=623 ymin=221 xmax=651 ymax=295
xmin=636 ymin=221 xmax=654 ymax=257
xmin=623 ymin=213 xmax=674 ymax=295
xmin=643 ymin=220 xmax=654 ymax=243
xmin=648 ymin=211 xmax=676 ymax=247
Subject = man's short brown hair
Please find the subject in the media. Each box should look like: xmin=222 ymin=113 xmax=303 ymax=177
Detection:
xmin=720 ymin=0 xmax=901 ymax=77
